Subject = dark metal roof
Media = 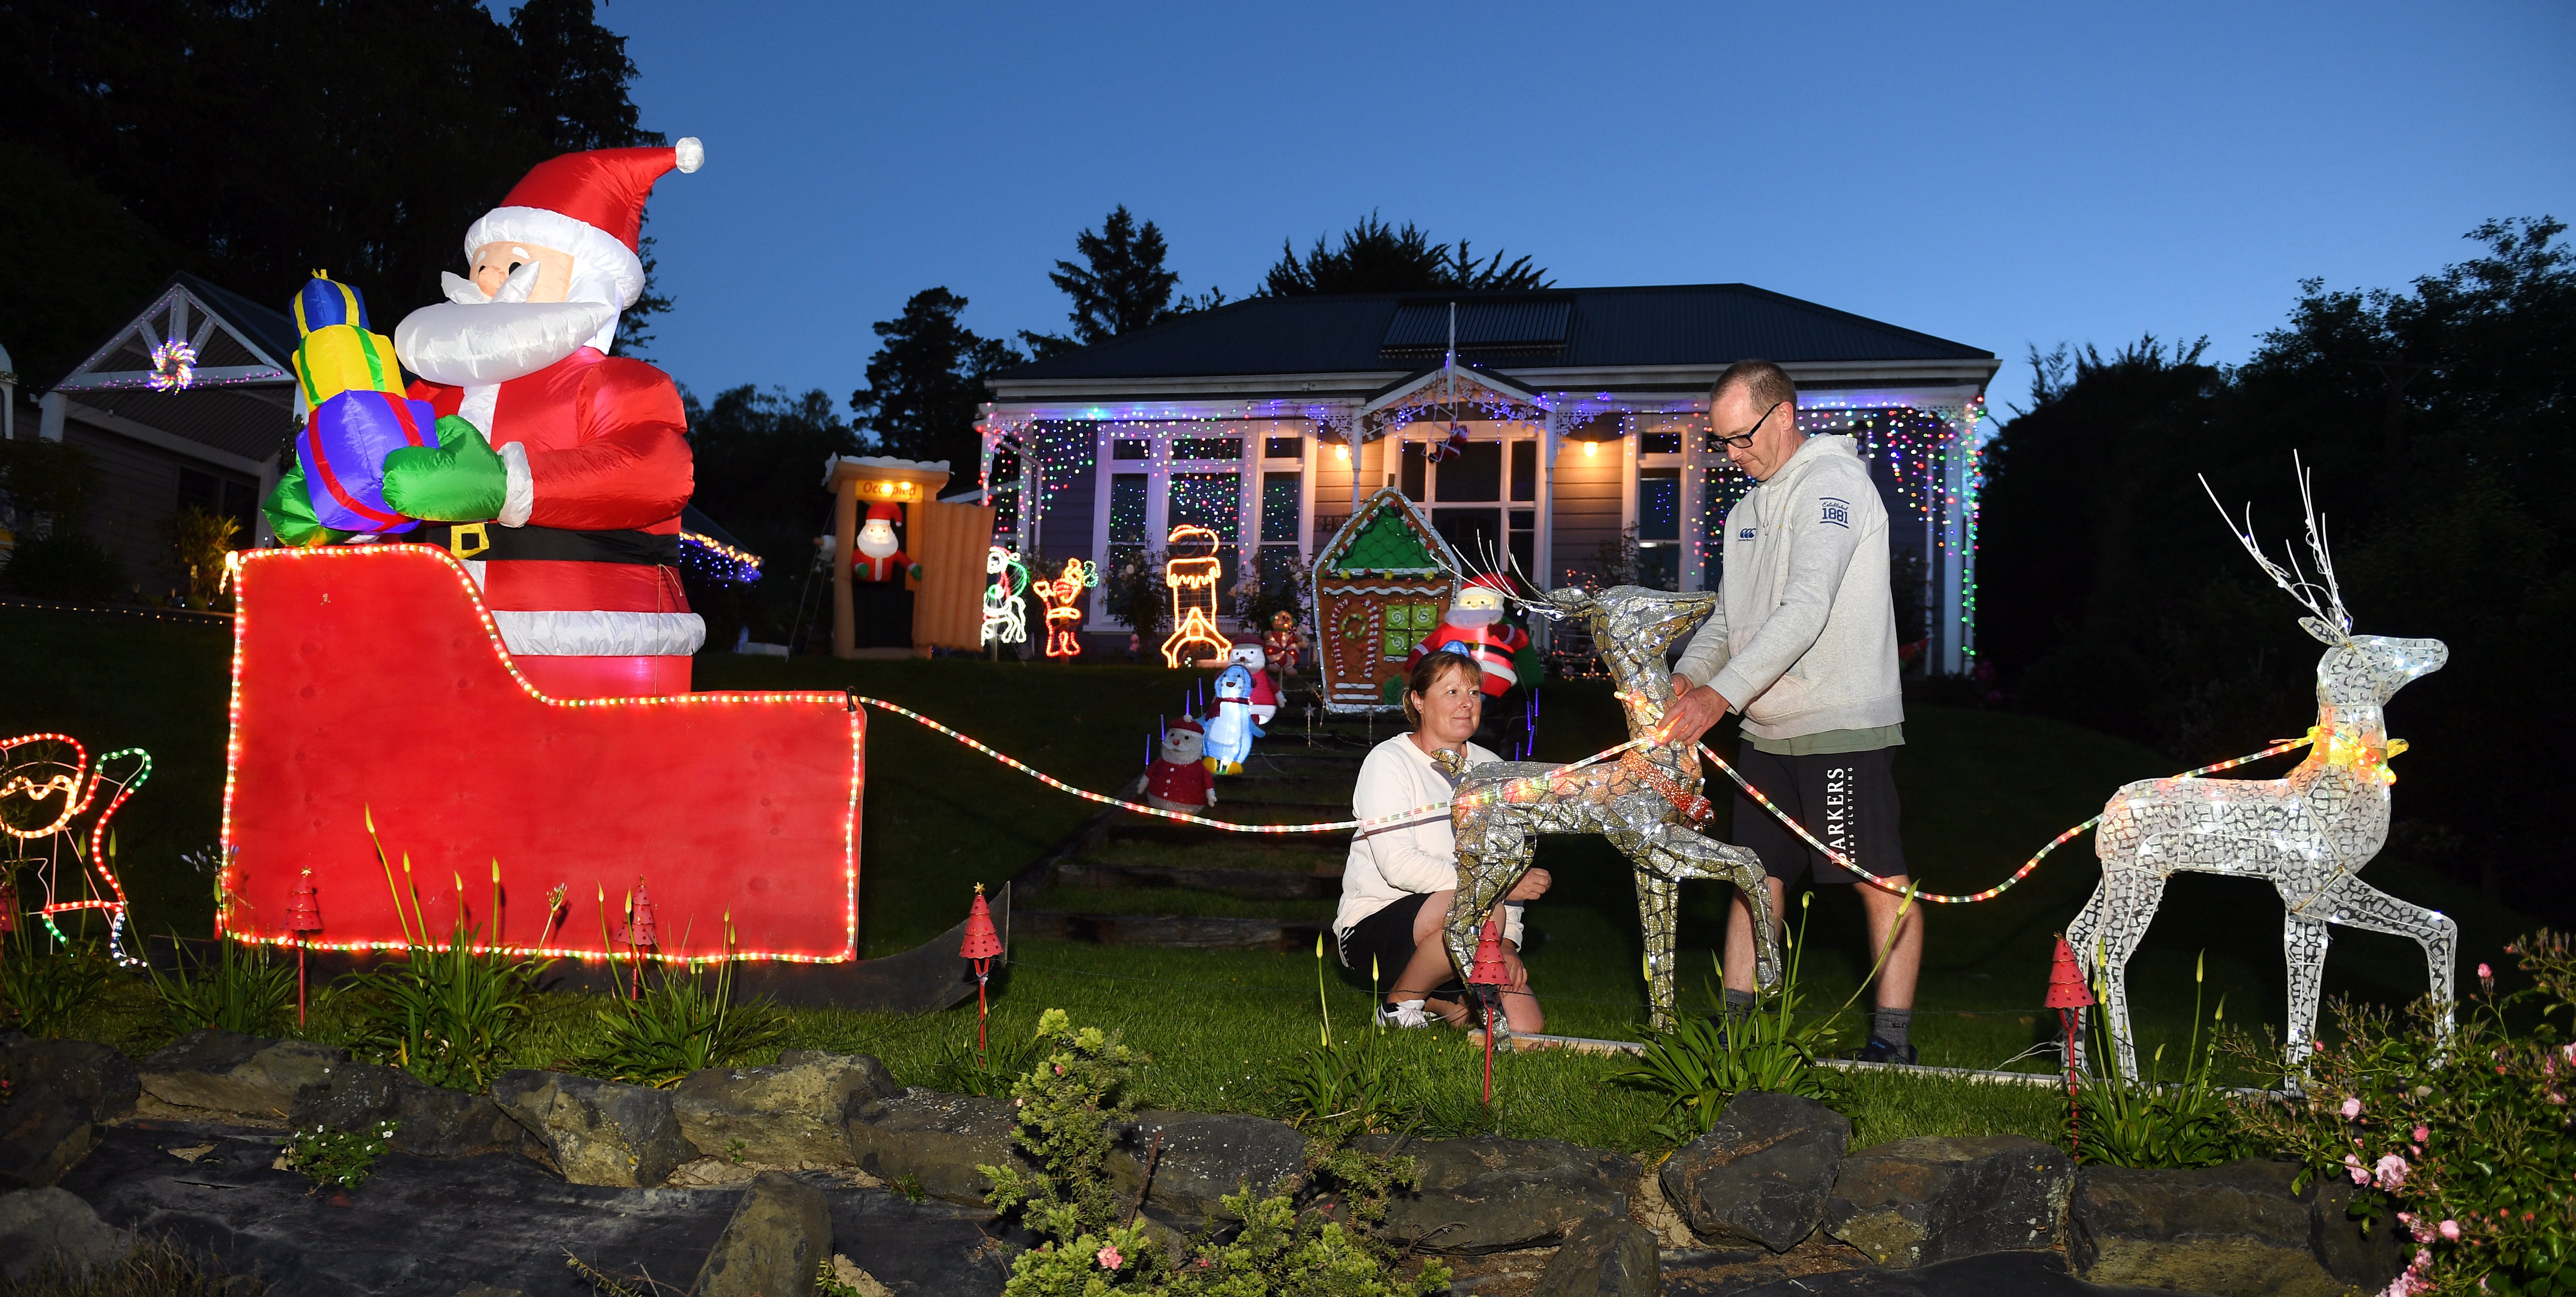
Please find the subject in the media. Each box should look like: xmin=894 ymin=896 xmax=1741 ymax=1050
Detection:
xmin=175 ymin=272 xmax=300 ymax=367
xmin=1000 ymin=283 xmax=1992 ymax=383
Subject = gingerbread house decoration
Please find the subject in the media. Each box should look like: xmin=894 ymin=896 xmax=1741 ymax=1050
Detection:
xmin=1310 ymin=488 xmax=1461 ymax=713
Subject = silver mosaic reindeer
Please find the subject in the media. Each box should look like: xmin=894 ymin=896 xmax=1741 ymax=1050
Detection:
xmin=1440 ymin=582 xmax=1781 ymax=1033
xmin=2069 ymin=461 xmax=2452 ymax=1076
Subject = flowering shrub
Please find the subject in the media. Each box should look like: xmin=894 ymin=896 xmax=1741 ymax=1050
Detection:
xmin=980 ymin=1008 xmax=1449 ymax=1297
xmin=2232 ymin=931 xmax=2574 ymax=1295
xmin=284 ymin=1119 xmax=398 ymax=1193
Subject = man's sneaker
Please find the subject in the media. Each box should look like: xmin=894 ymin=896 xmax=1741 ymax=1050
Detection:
xmin=1380 ymin=1000 xmax=1433 ymax=1029
xmin=1850 ymin=1037 xmax=1917 ymax=1065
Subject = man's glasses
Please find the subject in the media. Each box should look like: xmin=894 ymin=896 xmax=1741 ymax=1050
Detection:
xmin=1712 ymin=401 xmax=1783 ymax=451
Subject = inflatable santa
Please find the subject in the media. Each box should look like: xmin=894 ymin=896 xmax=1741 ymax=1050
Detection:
xmin=263 ymin=139 xmax=706 ymax=699
xmin=1402 ymin=573 xmax=1536 ymax=699
xmin=853 ymin=503 xmax=920 ymax=583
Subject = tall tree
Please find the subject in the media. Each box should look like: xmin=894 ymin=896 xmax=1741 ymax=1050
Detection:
xmin=1261 ymin=212 xmax=1552 ymax=296
xmin=1019 ymin=205 xmax=1215 ymax=360
xmin=0 ymin=0 xmax=663 ymax=383
xmin=850 ymin=288 xmax=1023 ymax=469
xmin=681 ymin=385 xmax=864 ymax=648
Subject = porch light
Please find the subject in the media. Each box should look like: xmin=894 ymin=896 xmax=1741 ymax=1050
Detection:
xmin=1583 ymin=441 xmax=1598 ymax=457
xmin=1335 ymin=444 xmax=1350 ymax=462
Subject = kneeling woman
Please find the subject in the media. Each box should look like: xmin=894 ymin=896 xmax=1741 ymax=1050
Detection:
xmin=1335 ymin=651 xmax=1551 ymax=1035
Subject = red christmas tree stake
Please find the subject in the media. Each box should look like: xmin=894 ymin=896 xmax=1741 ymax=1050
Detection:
xmin=619 ymin=881 xmax=659 ymax=999
xmin=959 ymin=884 xmax=1005 ymax=1057
xmin=285 ymin=869 xmax=323 ymax=1026
xmin=2045 ymin=934 xmax=2096 ymax=1161
xmin=1467 ymin=914 xmax=1509 ymax=1105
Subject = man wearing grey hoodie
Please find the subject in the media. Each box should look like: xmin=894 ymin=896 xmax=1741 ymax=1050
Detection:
xmin=1662 ymin=359 xmax=1924 ymax=1063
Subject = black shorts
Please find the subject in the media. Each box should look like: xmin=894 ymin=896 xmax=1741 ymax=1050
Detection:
xmin=1730 ymin=742 xmax=1906 ymax=886
xmin=1337 ymin=892 xmax=1466 ymax=1001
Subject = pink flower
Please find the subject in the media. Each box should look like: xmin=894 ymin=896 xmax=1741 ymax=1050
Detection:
xmin=2440 ymin=1220 xmax=2461 ymax=1241
xmin=2413 ymin=1125 xmax=2429 ymax=1143
xmin=2478 ymin=963 xmax=2491 ymax=978
xmin=1096 ymin=1244 xmax=1123 ymax=1271
xmin=2345 ymin=1153 xmax=2370 ymax=1185
xmin=2341 ymin=1097 xmax=2364 ymax=1119
xmin=2375 ymin=1153 xmax=2410 ymax=1191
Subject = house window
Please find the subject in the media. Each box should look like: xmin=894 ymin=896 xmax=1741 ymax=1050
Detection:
xmin=1642 ymin=431 xmax=1683 ymax=456
xmin=1171 ymin=437 xmax=1242 ymax=461
xmin=1112 ymin=439 xmax=1152 ymax=461
xmin=1263 ymin=436 xmax=1302 ymax=461
xmin=1397 ymin=430 xmax=1540 ymax=581
xmin=1108 ymin=475 xmax=1149 ymax=544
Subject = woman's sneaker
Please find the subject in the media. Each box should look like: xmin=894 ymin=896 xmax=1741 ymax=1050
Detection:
xmin=1380 ymin=1000 xmax=1434 ymax=1029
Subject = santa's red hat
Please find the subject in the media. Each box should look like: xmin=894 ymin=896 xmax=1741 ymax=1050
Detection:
xmin=1463 ymin=573 xmax=1520 ymax=597
xmin=1168 ymin=716 xmax=1204 ymax=734
xmin=865 ymin=502 xmax=900 ymax=523
xmin=463 ymin=138 xmax=703 ymax=310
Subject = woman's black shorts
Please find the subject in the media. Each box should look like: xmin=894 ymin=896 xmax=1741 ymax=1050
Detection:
xmin=1336 ymin=891 xmax=1466 ymax=1000
xmin=1729 ymin=742 xmax=1907 ymax=886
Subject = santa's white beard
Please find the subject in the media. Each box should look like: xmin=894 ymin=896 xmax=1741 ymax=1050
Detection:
xmin=394 ymin=299 xmax=619 ymax=386
xmin=856 ymin=522 xmax=899 ymax=559
xmin=1447 ymin=606 xmax=1504 ymax=628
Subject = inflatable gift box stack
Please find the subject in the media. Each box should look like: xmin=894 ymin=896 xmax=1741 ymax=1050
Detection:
xmin=290 ymin=273 xmax=434 ymax=535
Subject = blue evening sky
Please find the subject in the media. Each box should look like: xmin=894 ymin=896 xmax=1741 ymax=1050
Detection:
xmin=602 ymin=0 xmax=2576 ymax=424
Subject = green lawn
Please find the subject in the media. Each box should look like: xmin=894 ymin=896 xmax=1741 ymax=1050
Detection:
xmin=4 ymin=605 xmax=2543 ymax=1154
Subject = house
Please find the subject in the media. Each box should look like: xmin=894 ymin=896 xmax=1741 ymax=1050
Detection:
xmin=978 ymin=284 xmax=1999 ymax=671
xmin=9 ymin=273 xmax=298 ymax=596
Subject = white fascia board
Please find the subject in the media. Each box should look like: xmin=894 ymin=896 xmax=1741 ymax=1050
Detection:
xmin=984 ymin=369 xmax=1404 ymax=408
xmin=55 ymin=366 xmax=292 ymax=392
xmin=62 ymin=398 xmax=280 ymax=478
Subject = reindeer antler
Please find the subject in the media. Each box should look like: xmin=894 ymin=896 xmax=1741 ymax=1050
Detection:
xmin=2200 ymin=452 xmax=2353 ymax=638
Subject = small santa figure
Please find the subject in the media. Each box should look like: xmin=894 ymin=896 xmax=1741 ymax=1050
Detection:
xmin=854 ymin=502 xmax=920 ymax=583
xmin=266 ymin=138 xmax=705 ymax=698
xmin=1263 ymin=609 xmax=1304 ymax=679
xmin=1145 ymin=718 xmax=1217 ymax=811
xmin=1404 ymin=574 xmax=1536 ymax=699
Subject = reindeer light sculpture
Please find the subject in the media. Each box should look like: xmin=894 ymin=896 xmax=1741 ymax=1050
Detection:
xmin=1442 ymin=583 xmax=1780 ymax=1033
xmin=2068 ymin=461 xmax=2451 ymax=1076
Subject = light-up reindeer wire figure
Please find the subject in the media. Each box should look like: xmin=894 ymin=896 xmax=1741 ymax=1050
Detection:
xmin=1 ymin=734 xmax=151 ymax=965
xmin=1426 ymin=543 xmax=1781 ymax=1033
xmin=2068 ymin=458 xmax=2451 ymax=1077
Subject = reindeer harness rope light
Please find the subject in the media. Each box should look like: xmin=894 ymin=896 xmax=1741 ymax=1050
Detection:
xmin=2068 ymin=459 xmax=2453 ymax=1077
xmin=1439 ymin=582 xmax=1782 ymax=1033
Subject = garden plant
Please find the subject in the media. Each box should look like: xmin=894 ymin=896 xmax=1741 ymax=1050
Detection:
xmin=2230 ymin=930 xmax=2574 ymax=1296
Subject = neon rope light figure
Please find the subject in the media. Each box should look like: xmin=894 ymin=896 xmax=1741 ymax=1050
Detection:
xmin=1160 ymin=524 xmax=1233 ymax=667
xmin=1441 ymin=581 xmax=1780 ymax=1033
xmin=982 ymin=546 xmax=1029 ymax=646
xmin=1 ymin=734 xmax=150 ymax=963
xmin=2068 ymin=460 xmax=2452 ymax=1077
xmin=1033 ymin=556 xmax=1098 ymax=658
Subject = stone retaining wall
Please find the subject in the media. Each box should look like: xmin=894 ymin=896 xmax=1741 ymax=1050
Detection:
xmin=0 ymin=1030 xmax=2404 ymax=1296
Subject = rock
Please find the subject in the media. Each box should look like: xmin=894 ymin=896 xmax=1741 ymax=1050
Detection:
xmin=691 ymin=1171 xmax=830 ymax=1297
xmin=1824 ymin=1135 xmax=2073 ymax=1268
xmin=1359 ymin=1133 xmax=1634 ymax=1254
xmin=490 ymin=1070 xmax=691 ymax=1188
xmin=845 ymin=1088 xmax=1024 ymax=1206
xmin=0 ymin=1186 xmax=135 ymax=1282
xmin=454 ymin=1287 xmax=526 ymax=1297
xmin=827 ymin=1255 xmax=895 ymax=1297
xmin=0 ymin=1085 xmax=100 ymax=1188
xmin=1 ymin=1032 xmax=140 ymax=1122
xmin=1534 ymin=1212 xmax=1660 ymax=1296
xmin=2066 ymin=1157 xmax=2349 ymax=1297
xmin=1108 ymin=1109 xmax=1307 ymax=1223
xmin=2311 ymin=1174 xmax=2405 ymax=1292
xmin=137 ymin=1029 xmax=347 ymax=1123
xmin=1659 ymin=1090 xmax=1852 ymax=1252
xmin=672 ymin=1052 xmax=896 ymax=1165
xmin=288 ymin=1061 xmax=538 ymax=1159
xmin=60 ymin=1124 xmax=1010 ymax=1295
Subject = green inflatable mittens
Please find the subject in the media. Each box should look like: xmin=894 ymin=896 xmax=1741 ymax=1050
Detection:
xmin=263 ymin=459 xmax=349 ymax=548
xmin=382 ymin=414 xmax=508 ymax=522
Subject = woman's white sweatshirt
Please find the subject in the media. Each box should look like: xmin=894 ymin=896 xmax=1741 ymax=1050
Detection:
xmin=1333 ymin=734 xmax=1519 ymax=963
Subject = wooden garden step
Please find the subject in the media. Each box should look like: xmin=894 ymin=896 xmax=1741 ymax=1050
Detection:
xmin=1012 ymin=911 xmax=1329 ymax=951
xmin=1103 ymin=820 xmax=1350 ymax=849
xmin=1057 ymin=859 xmax=1340 ymax=899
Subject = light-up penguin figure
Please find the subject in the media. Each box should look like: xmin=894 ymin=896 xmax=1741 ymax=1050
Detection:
xmin=1201 ymin=664 xmax=1265 ymax=775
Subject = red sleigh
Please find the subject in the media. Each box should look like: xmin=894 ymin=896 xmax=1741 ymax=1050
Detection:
xmin=219 ymin=545 xmax=861 ymax=963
